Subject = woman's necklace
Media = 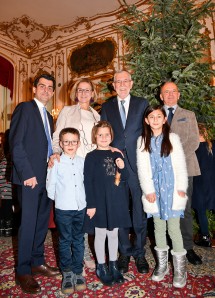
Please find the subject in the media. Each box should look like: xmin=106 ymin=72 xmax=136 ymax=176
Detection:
xmin=79 ymin=107 xmax=98 ymax=152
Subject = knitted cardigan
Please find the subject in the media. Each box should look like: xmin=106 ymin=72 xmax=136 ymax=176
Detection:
xmin=137 ymin=133 xmax=188 ymax=214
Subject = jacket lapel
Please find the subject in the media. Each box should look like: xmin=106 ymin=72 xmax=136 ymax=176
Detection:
xmin=31 ymin=100 xmax=51 ymax=137
xmin=112 ymin=97 xmax=125 ymax=129
xmin=125 ymin=96 xmax=135 ymax=130
xmin=171 ymin=106 xmax=182 ymax=128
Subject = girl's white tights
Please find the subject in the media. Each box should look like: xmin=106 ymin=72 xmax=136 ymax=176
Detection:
xmin=94 ymin=227 xmax=119 ymax=264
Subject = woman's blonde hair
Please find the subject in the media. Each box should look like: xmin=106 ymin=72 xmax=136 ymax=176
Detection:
xmin=91 ymin=121 xmax=114 ymax=145
xmin=70 ymin=78 xmax=98 ymax=102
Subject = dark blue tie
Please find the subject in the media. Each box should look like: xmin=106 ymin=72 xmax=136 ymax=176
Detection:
xmin=168 ymin=107 xmax=174 ymax=125
xmin=120 ymin=100 xmax=126 ymax=128
xmin=43 ymin=107 xmax=53 ymax=157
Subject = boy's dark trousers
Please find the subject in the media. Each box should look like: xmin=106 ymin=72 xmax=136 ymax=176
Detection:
xmin=55 ymin=208 xmax=85 ymax=274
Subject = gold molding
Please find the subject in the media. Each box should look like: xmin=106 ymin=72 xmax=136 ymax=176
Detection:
xmin=0 ymin=1 xmax=145 ymax=56
xmin=0 ymin=15 xmax=57 ymax=56
xmin=56 ymin=52 xmax=65 ymax=78
xmin=31 ymin=55 xmax=54 ymax=74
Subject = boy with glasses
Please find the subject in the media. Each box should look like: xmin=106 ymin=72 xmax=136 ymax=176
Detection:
xmin=46 ymin=127 xmax=86 ymax=295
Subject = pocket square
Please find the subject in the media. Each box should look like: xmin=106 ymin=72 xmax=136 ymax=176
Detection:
xmin=177 ymin=118 xmax=186 ymax=122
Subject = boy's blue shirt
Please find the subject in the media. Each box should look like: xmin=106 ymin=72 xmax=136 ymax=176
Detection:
xmin=46 ymin=153 xmax=86 ymax=211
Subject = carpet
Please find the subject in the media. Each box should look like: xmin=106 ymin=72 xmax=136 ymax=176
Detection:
xmin=0 ymin=230 xmax=215 ymax=297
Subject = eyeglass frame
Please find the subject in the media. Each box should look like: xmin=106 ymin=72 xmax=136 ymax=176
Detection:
xmin=113 ymin=79 xmax=132 ymax=86
xmin=61 ymin=140 xmax=79 ymax=146
xmin=76 ymin=88 xmax=92 ymax=94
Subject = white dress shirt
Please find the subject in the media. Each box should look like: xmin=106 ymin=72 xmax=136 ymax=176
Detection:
xmin=117 ymin=94 xmax=131 ymax=118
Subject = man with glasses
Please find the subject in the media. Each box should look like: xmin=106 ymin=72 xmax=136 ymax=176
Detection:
xmin=101 ymin=70 xmax=149 ymax=274
xmin=9 ymin=73 xmax=59 ymax=294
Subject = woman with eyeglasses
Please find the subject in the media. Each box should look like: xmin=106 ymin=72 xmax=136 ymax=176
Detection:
xmin=50 ymin=78 xmax=100 ymax=271
xmin=52 ymin=78 xmax=100 ymax=158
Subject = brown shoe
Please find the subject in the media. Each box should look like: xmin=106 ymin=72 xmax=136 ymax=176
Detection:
xmin=15 ymin=274 xmax=41 ymax=294
xmin=32 ymin=264 xmax=60 ymax=277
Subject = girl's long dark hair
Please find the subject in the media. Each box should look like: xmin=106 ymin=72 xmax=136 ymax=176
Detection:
xmin=141 ymin=105 xmax=173 ymax=157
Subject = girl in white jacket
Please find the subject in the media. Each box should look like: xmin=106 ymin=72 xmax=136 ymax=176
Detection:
xmin=137 ymin=105 xmax=188 ymax=288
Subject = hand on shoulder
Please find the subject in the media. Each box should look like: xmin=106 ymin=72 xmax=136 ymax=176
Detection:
xmin=48 ymin=153 xmax=60 ymax=168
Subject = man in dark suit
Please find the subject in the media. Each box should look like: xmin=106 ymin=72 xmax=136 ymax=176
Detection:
xmin=9 ymin=74 xmax=59 ymax=294
xmin=101 ymin=70 xmax=149 ymax=274
xmin=160 ymin=81 xmax=202 ymax=265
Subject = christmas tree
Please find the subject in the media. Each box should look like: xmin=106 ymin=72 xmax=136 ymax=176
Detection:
xmin=118 ymin=0 xmax=215 ymax=136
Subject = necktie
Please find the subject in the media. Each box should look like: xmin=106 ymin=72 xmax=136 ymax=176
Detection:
xmin=120 ymin=100 xmax=126 ymax=128
xmin=43 ymin=107 xmax=53 ymax=157
xmin=167 ymin=107 xmax=174 ymax=125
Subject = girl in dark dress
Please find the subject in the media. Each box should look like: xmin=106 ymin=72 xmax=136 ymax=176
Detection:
xmin=192 ymin=123 xmax=215 ymax=247
xmin=84 ymin=121 xmax=131 ymax=286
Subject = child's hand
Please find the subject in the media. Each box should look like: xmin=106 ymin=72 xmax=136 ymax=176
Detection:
xmin=146 ymin=193 xmax=156 ymax=203
xmin=87 ymin=208 xmax=96 ymax=219
xmin=115 ymin=158 xmax=124 ymax=169
xmin=177 ymin=191 xmax=186 ymax=198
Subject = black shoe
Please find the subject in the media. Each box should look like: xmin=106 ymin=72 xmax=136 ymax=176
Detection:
xmin=0 ymin=219 xmax=4 ymax=237
xmin=4 ymin=220 xmax=13 ymax=237
xmin=195 ymin=235 xmax=212 ymax=248
xmin=186 ymin=249 xmax=202 ymax=265
xmin=118 ymin=255 xmax=130 ymax=274
xmin=96 ymin=263 xmax=115 ymax=286
xmin=135 ymin=256 xmax=149 ymax=274
xmin=109 ymin=261 xmax=124 ymax=284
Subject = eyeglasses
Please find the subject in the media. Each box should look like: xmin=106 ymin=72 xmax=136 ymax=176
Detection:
xmin=62 ymin=140 xmax=79 ymax=146
xmin=77 ymin=88 xmax=92 ymax=94
xmin=37 ymin=84 xmax=54 ymax=92
xmin=114 ymin=80 xmax=131 ymax=86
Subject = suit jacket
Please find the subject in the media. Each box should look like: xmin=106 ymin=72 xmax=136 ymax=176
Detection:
xmin=170 ymin=106 xmax=200 ymax=177
xmin=101 ymin=95 xmax=148 ymax=173
xmin=9 ymin=100 xmax=54 ymax=185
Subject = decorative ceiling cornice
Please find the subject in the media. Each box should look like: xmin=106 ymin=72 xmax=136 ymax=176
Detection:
xmin=0 ymin=14 xmax=94 ymax=56
xmin=0 ymin=1 xmax=146 ymax=57
xmin=0 ymin=15 xmax=57 ymax=56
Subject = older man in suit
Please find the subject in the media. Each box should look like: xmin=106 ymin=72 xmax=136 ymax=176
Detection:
xmin=101 ymin=70 xmax=149 ymax=274
xmin=9 ymin=74 xmax=59 ymax=294
xmin=160 ymin=81 xmax=202 ymax=265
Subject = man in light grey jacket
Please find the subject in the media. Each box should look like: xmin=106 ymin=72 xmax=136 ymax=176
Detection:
xmin=160 ymin=81 xmax=202 ymax=265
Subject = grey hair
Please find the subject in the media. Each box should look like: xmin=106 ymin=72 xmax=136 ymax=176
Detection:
xmin=113 ymin=70 xmax=132 ymax=82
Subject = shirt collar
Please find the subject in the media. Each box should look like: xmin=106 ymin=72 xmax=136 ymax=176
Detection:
xmin=164 ymin=104 xmax=178 ymax=112
xmin=117 ymin=94 xmax=130 ymax=103
xmin=62 ymin=152 xmax=77 ymax=160
xmin=34 ymin=98 xmax=45 ymax=108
